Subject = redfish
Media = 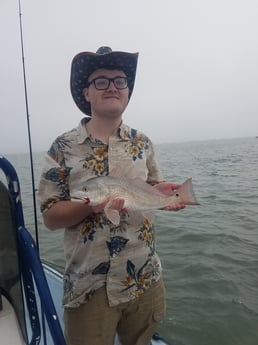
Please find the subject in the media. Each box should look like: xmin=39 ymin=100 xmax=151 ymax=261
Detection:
xmin=71 ymin=175 xmax=199 ymax=225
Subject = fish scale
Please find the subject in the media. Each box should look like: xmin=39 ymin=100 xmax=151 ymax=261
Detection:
xmin=71 ymin=175 xmax=199 ymax=225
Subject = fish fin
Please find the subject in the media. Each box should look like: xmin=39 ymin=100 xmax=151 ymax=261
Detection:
xmin=109 ymin=167 xmax=130 ymax=179
xmin=109 ymin=169 xmax=165 ymax=197
xmin=109 ymin=169 xmax=165 ymax=198
xmin=178 ymin=178 xmax=199 ymax=205
xmin=130 ymin=178 xmax=167 ymax=196
xmin=104 ymin=208 xmax=121 ymax=225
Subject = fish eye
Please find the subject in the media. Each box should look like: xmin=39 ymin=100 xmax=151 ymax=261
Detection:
xmin=83 ymin=187 xmax=88 ymax=192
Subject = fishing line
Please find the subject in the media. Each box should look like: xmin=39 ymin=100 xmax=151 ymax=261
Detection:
xmin=18 ymin=0 xmax=39 ymax=248
xmin=17 ymin=6 xmax=64 ymax=344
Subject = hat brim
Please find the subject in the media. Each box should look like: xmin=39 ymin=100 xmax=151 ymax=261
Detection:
xmin=70 ymin=50 xmax=139 ymax=116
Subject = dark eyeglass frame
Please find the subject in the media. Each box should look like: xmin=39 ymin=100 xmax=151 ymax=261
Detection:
xmin=87 ymin=76 xmax=128 ymax=90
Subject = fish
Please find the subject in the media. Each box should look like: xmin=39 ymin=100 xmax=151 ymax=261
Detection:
xmin=71 ymin=174 xmax=199 ymax=225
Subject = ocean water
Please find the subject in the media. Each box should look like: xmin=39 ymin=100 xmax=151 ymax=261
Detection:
xmin=2 ymin=137 xmax=258 ymax=345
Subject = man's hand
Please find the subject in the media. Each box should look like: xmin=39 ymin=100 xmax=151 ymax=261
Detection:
xmin=154 ymin=182 xmax=185 ymax=211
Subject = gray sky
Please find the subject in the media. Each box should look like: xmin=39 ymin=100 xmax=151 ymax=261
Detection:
xmin=1 ymin=0 xmax=258 ymax=154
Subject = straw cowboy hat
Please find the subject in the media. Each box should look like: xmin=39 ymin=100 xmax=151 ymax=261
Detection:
xmin=70 ymin=46 xmax=139 ymax=116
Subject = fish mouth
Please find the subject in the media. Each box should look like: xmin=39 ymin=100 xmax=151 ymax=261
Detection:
xmin=83 ymin=197 xmax=90 ymax=204
xmin=71 ymin=196 xmax=90 ymax=204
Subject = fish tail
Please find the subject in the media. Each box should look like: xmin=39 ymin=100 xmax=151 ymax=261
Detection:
xmin=177 ymin=178 xmax=199 ymax=205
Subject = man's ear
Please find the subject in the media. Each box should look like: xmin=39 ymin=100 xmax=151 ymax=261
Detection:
xmin=83 ymin=88 xmax=90 ymax=102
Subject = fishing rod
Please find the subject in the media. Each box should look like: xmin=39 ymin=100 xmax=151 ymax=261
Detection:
xmin=18 ymin=0 xmax=39 ymax=248
xmin=17 ymin=7 xmax=61 ymax=344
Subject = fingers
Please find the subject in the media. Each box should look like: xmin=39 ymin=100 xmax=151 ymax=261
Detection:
xmin=169 ymin=183 xmax=182 ymax=191
xmin=154 ymin=182 xmax=182 ymax=195
xmin=161 ymin=203 xmax=185 ymax=211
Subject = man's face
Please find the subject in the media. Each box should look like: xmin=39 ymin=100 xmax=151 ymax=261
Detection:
xmin=83 ymin=68 xmax=129 ymax=118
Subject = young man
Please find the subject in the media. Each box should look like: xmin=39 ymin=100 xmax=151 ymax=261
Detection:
xmin=38 ymin=46 xmax=185 ymax=345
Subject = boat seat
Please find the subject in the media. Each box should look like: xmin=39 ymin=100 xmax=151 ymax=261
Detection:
xmin=0 ymin=180 xmax=28 ymax=344
xmin=0 ymin=292 xmax=26 ymax=345
xmin=0 ymin=157 xmax=66 ymax=345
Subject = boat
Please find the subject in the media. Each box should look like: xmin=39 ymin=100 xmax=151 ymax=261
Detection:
xmin=0 ymin=155 xmax=172 ymax=345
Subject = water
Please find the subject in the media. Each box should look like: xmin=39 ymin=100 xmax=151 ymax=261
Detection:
xmin=2 ymin=137 xmax=258 ymax=345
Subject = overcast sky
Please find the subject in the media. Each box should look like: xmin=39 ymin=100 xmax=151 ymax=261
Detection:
xmin=1 ymin=0 xmax=258 ymax=154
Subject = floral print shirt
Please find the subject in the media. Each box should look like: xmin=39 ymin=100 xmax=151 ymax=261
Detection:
xmin=38 ymin=118 xmax=163 ymax=308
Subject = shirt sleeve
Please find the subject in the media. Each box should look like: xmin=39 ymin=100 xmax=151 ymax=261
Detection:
xmin=37 ymin=153 xmax=71 ymax=214
xmin=146 ymin=140 xmax=163 ymax=185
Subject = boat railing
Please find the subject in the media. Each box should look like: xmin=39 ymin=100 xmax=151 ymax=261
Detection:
xmin=0 ymin=156 xmax=66 ymax=345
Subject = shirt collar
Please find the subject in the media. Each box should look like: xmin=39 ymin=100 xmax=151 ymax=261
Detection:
xmin=119 ymin=123 xmax=134 ymax=141
xmin=77 ymin=117 xmax=91 ymax=144
xmin=76 ymin=118 xmax=132 ymax=144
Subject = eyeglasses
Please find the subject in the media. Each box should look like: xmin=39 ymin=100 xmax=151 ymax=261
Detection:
xmin=87 ymin=77 xmax=128 ymax=90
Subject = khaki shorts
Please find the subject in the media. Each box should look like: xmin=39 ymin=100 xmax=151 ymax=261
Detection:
xmin=63 ymin=277 xmax=166 ymax=345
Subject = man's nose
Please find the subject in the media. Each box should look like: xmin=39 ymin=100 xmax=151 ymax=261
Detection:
xmin=107 ymin=80 xmax=117 ymax=90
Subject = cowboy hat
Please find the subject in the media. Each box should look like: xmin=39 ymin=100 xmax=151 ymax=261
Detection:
xmin=70 ymin=46 xmax=139 ymax=116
